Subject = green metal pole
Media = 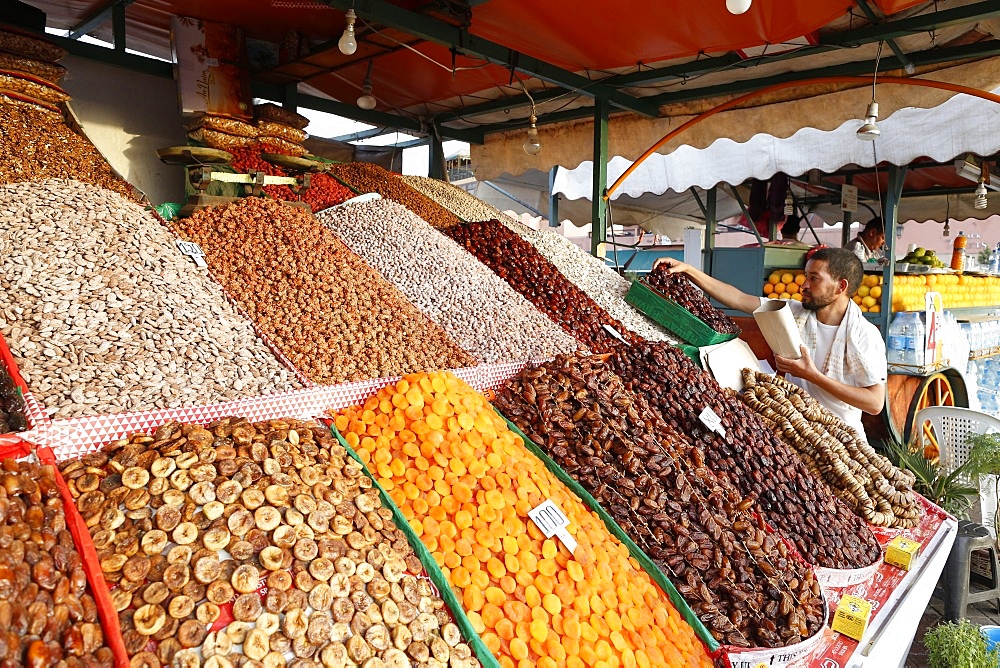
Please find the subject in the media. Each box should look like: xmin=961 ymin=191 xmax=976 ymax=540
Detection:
xmin=881 ymin=165 xmax=908 ymax=337
xmin=428 ymin=124 xmax=445 ymax=181
xmin=704 ymin=186 xmax=717 ymax=276
xmin=548 ymin=166 xmax=560 ymax=227
xmin=842 ymin=175 xmax=854 ymax=247
xmin=591 ymin=99 xmax=609 ymax=258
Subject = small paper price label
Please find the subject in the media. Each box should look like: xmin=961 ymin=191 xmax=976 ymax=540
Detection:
xmin=528 ymin=500 xmax=577 ymax=555
xmin=176 ymin=240 xmax=208 ymax=268
xmin=698 ymin=406 xmax=726 ymax=438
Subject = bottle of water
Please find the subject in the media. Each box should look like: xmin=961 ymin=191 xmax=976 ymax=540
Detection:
xmin=887 ymin=313 xmax=909 ymax=366
xmin=990 ymin=243 xmax=1000 ymax=275
xmin=907 ymin=313 xmax=926 ymax=367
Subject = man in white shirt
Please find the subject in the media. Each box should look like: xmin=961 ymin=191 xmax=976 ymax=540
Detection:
xmin=654 ymin=248 xmax=886 ymax=440
xmin=845 ymin=217 xmax=885 ymax=264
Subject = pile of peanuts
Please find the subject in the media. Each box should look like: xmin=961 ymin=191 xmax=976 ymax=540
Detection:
xmin=328 ymin=164 xmax=462 ymax=229
xmin=60 ymin=417 xmax=484 ymax=668
xmin=444 ymin=220 xmax=643 ymax=352
xmin=175 ymin=197 xmax=476 ymax=384
xmin=0 ymin=459 xmax=114 ymax=666
xmin=401 ymin=176 xmax=675 ymax=343
xmin=337 ymin=371 xmax=714 ymax=668
xmin=0 ymin=104 xmax=134 ymax=199
xmin=0 ymin=180 xmax=302 ymax=418
xmin=317 ymin=199 xmax=581 ymax=363
xmin=607 ymin=343 xmax=883 ymax=570
xmin=496 ymin=353 xmax=825 ymax=648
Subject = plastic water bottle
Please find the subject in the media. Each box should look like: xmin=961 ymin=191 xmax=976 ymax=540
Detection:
xmin=887 ymin=313 xmax=909 ymax=365
xmin=990 ymin=243 xmax=1000 ymax=275
xmin=907 ymin=313 xmax=925 ymax=367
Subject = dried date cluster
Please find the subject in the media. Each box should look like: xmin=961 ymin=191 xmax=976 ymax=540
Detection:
xmin=175 ymin=197 xmax=476 ymax=384
xmin=742 ymin=370 xmax=921 ymax=529
xmin=0 ymin=365 xmax=26 ymax=433
xmin=606 ymin=343 xmax=882 ymax=570
xmin=0 ymin=459 xmax=113 ymax=667
xmin=328 ymin=163 xmax=462 ymax=229
xmin=496 ymin=352 xmax=825 ymax=648
xmin=59 ymin=418 xmax=482 ymax=668
xmin=444 ymin=220 xmax=643 ymax=352
xmin=644 ymin=265 xmax=740 ymax=335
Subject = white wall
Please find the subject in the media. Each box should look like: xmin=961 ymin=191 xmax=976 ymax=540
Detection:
xmin=59 ymin=55 xmax=187 ymax=205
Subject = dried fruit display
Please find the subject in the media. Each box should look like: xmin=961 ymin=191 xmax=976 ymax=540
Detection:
xmin=337 ymin=371 xmax=714 ymax=668
xmin=742 ymin=370 xmax=922 ymax=528
xmin=317 ymin=199 xmax=581 ymax=363
xmin=328 ymin=163 xmax=463 ymax=229
xmin=228 ymin=147 xmax=354 ymax=213
xmin=495 ymin=353 xmax=825 ymax=648
xmin=402 ymin=176 xmax=675 ymax=343
xmin=606 ymin=342 xmax=882 ymax=570
xmin=0 ymin=104 xmax=134 ymax=199
xmin=444 ymin=220 xmax=643 ymax=352
xmin=645 ymin=265 xmax=740 ymax=335
xmin=0 ymin=363 xmax=26 ymax=434
xmin=175 ymin=197 xmax=476 ymax=384
xmin=59 ymin=417 xmax=483 ymax=667
xmin=0 ymin=180 xmax=302 ymax=418
xmin=0 ymin=459 xmax=114 ymax=666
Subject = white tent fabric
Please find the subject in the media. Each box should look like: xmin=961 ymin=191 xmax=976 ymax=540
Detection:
xmin=554 ymin=86 xmax=1000 ymax=200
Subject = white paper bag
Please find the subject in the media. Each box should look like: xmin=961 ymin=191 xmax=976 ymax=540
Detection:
xmin=753 ymin=301 xmax=804 ymax=360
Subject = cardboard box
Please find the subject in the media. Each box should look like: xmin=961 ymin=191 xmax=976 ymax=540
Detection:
xmin=885 ymin=535 xmax=922 ymax=571
xmin=832 ymin=595 xmax=872 ymax=641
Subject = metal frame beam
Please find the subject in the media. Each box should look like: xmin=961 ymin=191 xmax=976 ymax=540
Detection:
xmin=853 ymin=0 xmax=915 ymax=73
xmin=316 ymin=0 xmax=659 ymax=117
xmin=69 ymin=0 xmax=138 ymax=40
xmin=591 ymin=99 xmax=609 ymax=257
xmin=432 ymin=87 xmax=566 ymax=124
xmin=824 ymin=0 xmax=1000 ymax=47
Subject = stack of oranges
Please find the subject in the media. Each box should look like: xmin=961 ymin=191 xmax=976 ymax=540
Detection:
xmin=336 ymin=371 xmax=713 ymax=668
xmin=762 ymin=271 xmax=805 ymax=302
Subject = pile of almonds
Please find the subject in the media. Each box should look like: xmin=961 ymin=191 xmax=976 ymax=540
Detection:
xmin=174 ymin=197 xmax=476 ymax=384
xmin=59 ymin=418 xmax=484 ymax=668
xmin=328 ymin=163 xmax=462 ymax=229
xmin=0 ymin=103 xmax=134 ymax=199
xmin=0 ymin=180 xmax=302 ymax=418
xmin=444 ymin=220 xmax=643 ymax=352
xmin=606 ymin=343 xmax=882 ymax=570
xmin=317 ymin=199 xmax=581 ymax=363
xmin=496 ymin=353 xmax=825 ymax=648
xmin=401 ymin=176 xmax=675 ymax=343
xmin=0 ymin=459 xmax=114 ymax=666
xmin=644 ymin=265 xmax=741 ymax=336
xmin=0 ymin=363 xmax=26 ymax=433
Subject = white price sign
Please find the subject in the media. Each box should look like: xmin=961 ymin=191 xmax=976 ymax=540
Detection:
xmin=841 ymin=184 xmax=858 ymax=214
xmin=528 ymin=500 xmax=577 ymax=555
xmin=698 ymin=406 xmax=726 ymax=438
xmin=176 ymin=240 xmax=208 ymax=268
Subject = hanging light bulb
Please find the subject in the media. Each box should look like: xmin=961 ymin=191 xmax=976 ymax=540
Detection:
xmin=783 ymin=191 xmax=794 ymax=216
xmin=338 ymin=9 xmax=358 ymax=55
xmin=523 ymin=113 xmax=542 ymax=156
xmin=943 ymin=220 xmax=951 ymax=237
xmin=357 ymin=60 xmax=376 ymax=109
xmin=726 ymin=0 xmax=752 ymax=14
xmin=856 ymin=101 xmax=880 ymax=141
xmin=975 ymin=180 xmax=989 ymax=210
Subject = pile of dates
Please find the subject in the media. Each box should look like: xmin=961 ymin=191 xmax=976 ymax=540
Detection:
xmin=606 ymin=343 xmax=882 ymax=570
xmin=645 ymin=265 xmax=741 ymax=335
xmin=496 ymin=352 xmax=825 ymax=648
xmin=0 ymin=365 xmax=26 ymax=433
xmin=445 ymin=220 xmax=643 ymax=352
xmin=0 ymin=459 xmax=114 ymax=666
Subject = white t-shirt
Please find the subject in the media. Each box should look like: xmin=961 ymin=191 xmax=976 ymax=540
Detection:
xmin=787 ymin=321 xmax=865 ymax=434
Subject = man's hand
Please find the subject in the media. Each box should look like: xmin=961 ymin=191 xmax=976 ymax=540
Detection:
xmin=650 ymin=258 xmax=761 ymax=315
xmin=774 ymin=345 xmax=819 ymax=383
xmin=652 ymin=257 xmax=694 ymax=274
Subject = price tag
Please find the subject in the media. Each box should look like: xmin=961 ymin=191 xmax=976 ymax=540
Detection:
xmin=841 ymin=184 xmax=858 ymax=213
xmin=176 ymin=240 xmax=208 ymax=268
xmin=528 ymin=500 xmax=577 ymax=555
xmin=698 ymin=406 xmax=726 ymax=438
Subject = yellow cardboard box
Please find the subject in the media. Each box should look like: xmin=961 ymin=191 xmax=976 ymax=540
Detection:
xmin=833 ymin=595 xmax=872 ymax=641
xmin=885 ymin=535 xmax=922 ymax=571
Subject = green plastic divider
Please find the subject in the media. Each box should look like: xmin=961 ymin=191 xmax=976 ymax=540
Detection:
xmin=494 ymin=410 xmax=721 ymax=653
xmin=329 ymin=424 xmax=502 ymax=668
xmin=676 ymin=343 xmax=703 ymax=368
xmin=625 ymin=280 xmax=738 ymax=347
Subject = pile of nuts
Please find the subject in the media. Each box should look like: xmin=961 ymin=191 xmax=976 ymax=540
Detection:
xmin=0 ymin=459 xmax=114 ymax=666
xmin=0 ymin=363 xmax=26 ymax=433
xmin=0 ymin=180 xmax=302 ymax=418
xmin=606 ymin=343 xmax=882 ymax=570
xmin=328 ymin=164 xmax=462 ymax=229
xmin=402 ymin=176 xmax=674 ymax=343
xmin=338 ymin=371 xmax=714 ymax=667
xmin=228 ymin=147 xmax=354 ymax=213
xmin=742 ymin=370 xmax=922 ymax=528
xmin=496 ymin=353 xmax=825 ymax=648
xmin=444 ymin=220 xmax=643 ymax=352
xmin=0 ymin=104 xmax=134 ymax=199
xmin=644 ymin=266 xmax=741 ymax=336
xmin=175 ymin=197 xmax=476 ymax=384
xmin=317 ymin=199 xmax=581 ymax=363
xmin=59 ymin=417 xmax=483 ymax=668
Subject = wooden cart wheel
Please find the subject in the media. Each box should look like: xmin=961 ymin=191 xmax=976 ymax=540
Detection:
xmin=908 ymin=372 xmax=958 ymax=460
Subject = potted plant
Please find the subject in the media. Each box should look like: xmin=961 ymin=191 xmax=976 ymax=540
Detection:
xmin=924 ymin=619 xmax=1000 ymax=667
xmin=887 ymin=440 xmax=979 ymax=517
xmin=959 ymin=433 xmax=1000 ymax=538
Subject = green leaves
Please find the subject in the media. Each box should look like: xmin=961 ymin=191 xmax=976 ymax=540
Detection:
xmin=886 ymin=440 xmax=978 ymax=517
xmin=924 ymin=619 xmax=1000 ymax=668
